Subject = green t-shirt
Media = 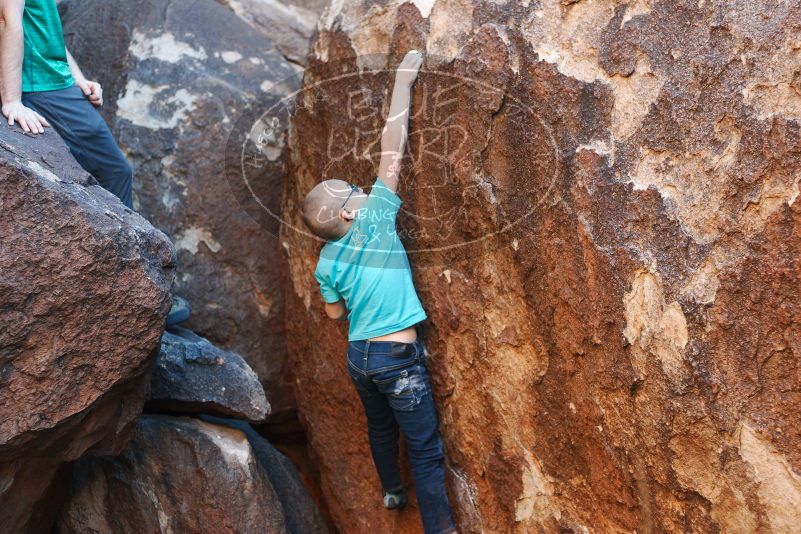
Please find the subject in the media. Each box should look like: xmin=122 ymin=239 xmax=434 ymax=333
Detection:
xmin=314 ymin=176 xmax=427 ymax=341
xmin=21 ymin=0 xmax=74 ymax=92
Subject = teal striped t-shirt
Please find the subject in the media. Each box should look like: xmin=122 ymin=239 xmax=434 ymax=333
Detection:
xmin=21 ymin=0 xmax=74 ymax=92
xmin=314 ymin=176 xmax=427 ymax=340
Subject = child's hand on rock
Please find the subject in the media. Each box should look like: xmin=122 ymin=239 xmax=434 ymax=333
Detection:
xmin=396 ymin=49 xmax=423 ymax=88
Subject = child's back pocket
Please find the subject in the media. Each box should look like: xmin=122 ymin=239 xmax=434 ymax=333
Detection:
xmin=375 ymin=364 xmax=428 ymax=411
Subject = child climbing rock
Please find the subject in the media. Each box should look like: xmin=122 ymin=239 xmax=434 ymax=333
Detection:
xmin=300 ymin=50 xmax=458 ymax=534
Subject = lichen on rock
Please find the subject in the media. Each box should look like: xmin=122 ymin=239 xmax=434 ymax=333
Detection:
xmin=60 ymin=0 xmax=308 ymax=418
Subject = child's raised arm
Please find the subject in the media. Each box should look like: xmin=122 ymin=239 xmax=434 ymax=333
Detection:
xmin=377 ymin=50 xmax=423 ymax=193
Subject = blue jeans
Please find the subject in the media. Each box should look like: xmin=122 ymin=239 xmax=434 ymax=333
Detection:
xmin=22 ymin=84 xmax=134 ymax=209
xmin=347 ymin=338 xmax=457 ymax=534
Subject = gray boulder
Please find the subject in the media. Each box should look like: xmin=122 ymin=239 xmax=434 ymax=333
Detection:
xmin=60 ymin=0 xmax=299 ymax=418
xmin=199 ymin=414 xmax=330 ymax=534
xmin=147 ymin=326 xmax=270 ymax=422
xmin=56 ymin=415 xmax=287 ymax=534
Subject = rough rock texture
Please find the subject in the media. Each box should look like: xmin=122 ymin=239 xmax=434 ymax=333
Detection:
xmin=147 ymin=327 xmax=271 ymax=421
xmin=56 ymin=414 xmax=287 ymax=534
xmin=217 ymin=0 xmax=323 ymax=66
xmin=282 ymin=1 xmax=801 ymax=532
xmin=0 ymin=123 xmax=174 ymax=533
xmin=60 ymin=0 xmax=302 ymax=417
xmin=199 ymin=414 xmax=331 ymax=534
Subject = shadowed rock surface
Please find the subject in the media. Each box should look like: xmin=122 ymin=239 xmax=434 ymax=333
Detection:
xmin=146 ymin=327 xmax=271 ymax=421
xmin=198 ymin=413 xmax=331 ymax=534
xmin=60 ymin=0 xmax=300 ymax=418
xmin=56 ymin=414 xmax=287 ymax=534
xmin=281 ymin=1 xmax=801 ymax=532
xmin=0 ymin=123 xmax=174 ymax=534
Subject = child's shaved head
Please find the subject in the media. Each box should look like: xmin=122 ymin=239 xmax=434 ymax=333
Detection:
xmin=302 ymin=179 xmax=355 ymax=240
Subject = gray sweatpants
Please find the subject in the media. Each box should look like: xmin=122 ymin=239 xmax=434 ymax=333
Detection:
xmin=22 ymin=84 xmax=133 ymax=208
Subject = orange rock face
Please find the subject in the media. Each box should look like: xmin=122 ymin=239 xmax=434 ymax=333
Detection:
xmin=280 ymin=1 xmax=801 ymax=532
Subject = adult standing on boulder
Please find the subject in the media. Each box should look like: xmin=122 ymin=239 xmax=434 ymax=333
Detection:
xmin=0 ymin=0 xmax=133 ymax=209
xmin=0 ymin=0 xmax=192 ymax=326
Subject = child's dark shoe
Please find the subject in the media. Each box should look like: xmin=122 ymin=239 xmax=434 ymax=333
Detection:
xmin=166 ymin=295 xmax=191 ymax=327
xmin=383 ymin=486 xmax=407 ymax=510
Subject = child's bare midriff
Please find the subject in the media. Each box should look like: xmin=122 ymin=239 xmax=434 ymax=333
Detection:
xmin=368 ymin=325 xmax=417 ymax=343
